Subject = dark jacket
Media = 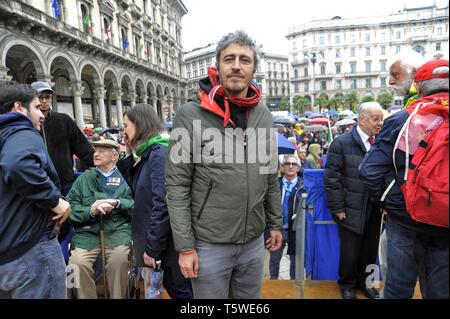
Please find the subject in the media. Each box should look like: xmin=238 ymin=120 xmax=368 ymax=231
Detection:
xmin=0 ymin=112 xmax=61 ymax=265
xmin=117 ymin=144 xmax=178 ymax=267
xmin=42 ymin=110 xmax=94 ymax=189
xmin=281 ymin=178 xmax=306 ymax=255
xmin=324 ymin=127 xmax=373 ymax=234
xmin=359 ymin=109 xmax=448 ymax=238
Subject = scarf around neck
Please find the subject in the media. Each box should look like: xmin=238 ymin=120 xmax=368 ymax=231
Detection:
xmin=198 ymin=66 xmax=261 ymax=127
xmin=136 ymin=135 xmax=169 ymax=157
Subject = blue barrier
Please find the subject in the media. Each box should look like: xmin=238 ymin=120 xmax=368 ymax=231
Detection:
xmin=303 ymin=169 xmax=340 ymax=280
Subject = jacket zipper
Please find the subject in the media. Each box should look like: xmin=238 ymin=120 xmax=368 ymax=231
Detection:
xmin=427 ymin=189 xmax=432 ymax=207
xmin=197 ymin=179 xmax=214 ymax=220
xmin=243 ymin=133 xmax=250 ymax=242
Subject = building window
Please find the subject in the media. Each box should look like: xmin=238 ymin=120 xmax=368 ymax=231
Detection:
xmin=304 ymin=82 xmax=309 ymax=92
xmin=380 ymin=32 xmax=386 ymax=41
xmin=413 ymin=44 xmax=425 ymax=57
xmin=336 ymin=49 xmax=341 ymax=58
xmin=396 ymin=46 xmax=401 ymax=53
xmin=193 ymin=70 xmax=197 ymax=77
xmin=335 ymin=35 xmax=340 ymax=44
xmin=134 ymin=35 xmax=140 ymax=57
xmin=200 ymin=68 xmax=205 ymax=75
xmin=350 ymin=62 xmax=357 ymax=73
xmin=380 ymin=61 xmax=386 ymax=72
xmin=437 ymin=27 xmax=442 ymax=36
xmin=303 ymin=39 xmax=307 ymax=47
xmin=350 ymin=33 xmax=356 ymax=43
xmin=320 ymin=65 xmax=326 ymax=75
xmin=350 ymin=47 xmax=356 ymax=57
xmin=293 ymin=41 xmax=297 ymax=50
xmin=335 ymin=64 xmax=341 ymax=74
xmin=365 ymin=33 xmax=370 ymax=42
xmin=381 ymin=77 xmax=387 ymax=87
xmin=436 ymin=42 xmax=442 ymax=51
xmin=365 ymin=47 xmax=371 ymax=56
xmin=80 ymin=3 xmax=91 ymax=33
xmin=304 ymin=67 xmax=308 ymax=77
xmin=335 ymin=80 xmax=342 ymax=90
xmin=396 ymin=30 xmax=401 ymax=39
xmin=351 ymin=79 xmax=357 ymax=89
xmin=103 ymin=17 xmax=112 ymax=43
xmin=319 ymin=50 xmax=325 ymax=59
xmin=380 ymin=46 xmax=386 ymax=55
xmin=365 ymin=79 xmax=372 ymax=88
xmin=121 ymin=28 xmax=129 ymax=51
xmin=321 ymin=81 xmax=327 ymax=91
xmin=187 ymin=71 xmax=191 ymax=78
xmin=320 ymin=36 xmax=324 ymax=45
xmin=294 ymin=69 xmax=298 ymax=78
xmin=365 ymin=62 xmax=371 ymax=72
xmin=52 ymin=0 xmax=63 ymax=21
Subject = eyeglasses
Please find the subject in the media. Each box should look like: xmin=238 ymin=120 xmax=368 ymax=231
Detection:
xmin=38 ymin=95 xmax=52 ymax=101
xmin=285 ymin=162 xmax=299 ymax=167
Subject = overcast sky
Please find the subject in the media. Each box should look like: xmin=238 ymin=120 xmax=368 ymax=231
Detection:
xmin=181 ymin=0 xmax=448 ymax=55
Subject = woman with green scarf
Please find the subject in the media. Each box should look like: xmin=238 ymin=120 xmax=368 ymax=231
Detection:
xmin=116 ymin=104 xmax=192 ymax=299
xmin=305 ymin=143 xmax=322 ymax=169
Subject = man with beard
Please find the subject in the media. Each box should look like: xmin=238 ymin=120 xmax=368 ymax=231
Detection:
xmin=165 ymin=30 xmax=282 ymax=299
xmin=0 ymin=81 xmax=71 ymax=298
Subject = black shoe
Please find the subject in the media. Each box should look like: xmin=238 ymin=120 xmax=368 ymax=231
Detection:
xmin=356 ymin=285 xmax=380 ymax=299
xmin=341 ymin=288 xmax=357 ymax=299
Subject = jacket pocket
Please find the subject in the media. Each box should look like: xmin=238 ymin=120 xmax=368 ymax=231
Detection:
xmin=197 ymin=179 xmax=215 ymax=220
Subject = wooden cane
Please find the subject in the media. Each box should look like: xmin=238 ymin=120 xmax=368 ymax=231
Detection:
xmin=99 ymin=214 xmax=109 ymax=298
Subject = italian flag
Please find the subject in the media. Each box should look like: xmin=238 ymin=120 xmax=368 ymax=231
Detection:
xmin=84 ymin=15 xmax=93 ymax=33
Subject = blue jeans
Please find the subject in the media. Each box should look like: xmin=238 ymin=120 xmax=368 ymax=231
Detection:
xmin=384 ymin=218 xmax=449 ymax=299
xmin=0 ymin=237 xmax=67 ymax=299
xmin=269 ymin=229 xmax=295 ymax=280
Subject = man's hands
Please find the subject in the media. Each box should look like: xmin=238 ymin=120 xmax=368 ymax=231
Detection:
xmin=179 ymin=250 xmax=199 ymax=279
xmin=90 ymin=199 xmax=117 ymax=216
xmin=51 ymin=198 xmax=71 ymax=223
xmin=335 ymin=211 xmax=346 ymax=220
xmin=143 ymin=252 xmax=156 ymax=268
xmin=265 ymin=229 xmax=283 ymax=252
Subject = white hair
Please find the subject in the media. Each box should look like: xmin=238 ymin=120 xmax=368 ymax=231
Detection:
xmin=358 ymin=102 xmax=384 ymax=117
xmin=283 ymin=154 xmax=300 ymax=166
xmin=389 ymin=51 xmax=426 ymax=72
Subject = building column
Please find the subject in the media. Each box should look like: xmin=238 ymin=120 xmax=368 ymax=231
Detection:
xmin=72 ymin=82 xmax=85 ymax=129
xmin=152 ymin=97 xmax=158 ymax=113
xmin=130 ymin=91 xmax=136 ymax=108
xmin=115 ymin=90 xmax=124 ymax=128
xmin=96 ymin=86 xmax=107 ymax=128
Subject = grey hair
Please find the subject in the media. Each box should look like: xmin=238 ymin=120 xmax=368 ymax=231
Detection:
xmin=389 ymin=51 xmax=425 ymax=73
xmin=357 ymin=102 xmax=383 ymax=117
xmin=283 ymin=154 xmax=300 ymax=166
xmin=417 ymin=66 xmax=449 ymax=97
xmin=215 ymin=30 xmax=259 ymax=73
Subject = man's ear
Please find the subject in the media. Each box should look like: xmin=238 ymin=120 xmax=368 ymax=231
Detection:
xmin=12 ymin=101 xmax=27 ymax=115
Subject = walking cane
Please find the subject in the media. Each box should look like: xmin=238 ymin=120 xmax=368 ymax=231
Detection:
xmin=99 ymin=214 xmax=109 ymax=298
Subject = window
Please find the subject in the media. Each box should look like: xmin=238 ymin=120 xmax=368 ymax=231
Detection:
xmin=292 ymin=55 xmax=297 ymax=63
xmin=303 ymin=39 xmax=307 ymax=47
xmin=335 ymin=64 xmax=341 ymax=74
xmin=351 ymin=79 xmax=357 ymax=89
xmin=437 ymin=27 xmax=442 ymax=36
xmin=396 ymin=30 xmax=401 ymax=39
xmin=365 ymin=79 xmax=372 ymax=88
xmin=380 ymin=46 xmax=386 ymax=55
xmin=335 ymin=35 xmax=340 ymax=44
xmin=365 ymin=62 xmax=371 ymax=72
xmin=81 ymin=4 xmax=91 ymax=33
xmin=304 ymin=67 xmax=308 ymax=77
xmin=413 ymin=44 xmax=425 ymax=57
xmin=380 ymin=61 xmax=386 ymax=72
xmin=380 ymin=77 xmax=387 ymax=87
xmin=436 ymin=42 xmax=442 ymax=51
xmin=396 ymin=46 xmax=401 ymax=53
xmin=200 ymin=68 xmax=205 ymax=75
xmin=320 ymin=36 xmax=324 ymax=45
xmin=121 ymin=28 xmax=129 ymax=51
xmin=350 ymin=47 xmax=356 ymax=57
xmin=53 ymin=0 xmax=63 ymax=21
xmin=187 ymin=71 xmax=191 ymax=78
xmin=350 ymin=33 xmax=356 ymax=43
xmin=103 ymin=17 xmax=111 ymax=43
xmin=304 ymin=82 xmax=309 ymax=92
xmin=293 ymin=41 xmax=297 ymax=50
xmin=365 ymin=47 xmax=371 ymax=56
xmin=320 ymin=65 xmax=326 ymax=75
xmin=319 ymin=50 xmax=325 ymax=59
xmin=294 ymin=69 xmax=298 ymax=78
xmin=193 ymin=70 xmax=197 ymax=77
xmin=380 ymin=32 xmax=386 ymax=41
xmin=134 ymin=35 xmax=140 ymax=57
xmin=365 ymin=33 xmax=370 ymax=42
xmin=321 ymin=81 xmax=327 ymax=90
xmin=336 ymin=49 xmax=341 ymax=58
xmin=294 ymin=84 xmax=299 ymax=93
xmin=335 ymin=80 xmax=342 ymax=90
xmin=350 ymin=62 xmax=357 ymax=73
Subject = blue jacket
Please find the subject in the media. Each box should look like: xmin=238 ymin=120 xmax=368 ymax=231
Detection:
xmin=117 ymin=144 xmax=178 ymax=267
xmin=359 ymin=110 xmax=448 ymax=237
xmin=0 ymin=112 xmax=61 ymax=265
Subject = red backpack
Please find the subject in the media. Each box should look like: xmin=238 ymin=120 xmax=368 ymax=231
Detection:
xmin=383 ymin=96 xmax=449 ymax=228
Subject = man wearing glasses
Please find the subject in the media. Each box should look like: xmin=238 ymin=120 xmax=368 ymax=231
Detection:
xmin=269 ymin=155 xmax=305 ymax=280
xmin=31 ymin=81 xmax=93 ymax=196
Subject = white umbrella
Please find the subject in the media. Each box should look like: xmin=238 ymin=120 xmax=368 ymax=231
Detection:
xmin=335 ymin=118 xmax=356 ymax=126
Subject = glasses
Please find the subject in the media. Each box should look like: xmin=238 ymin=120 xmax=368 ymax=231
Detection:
xmin=38 ymin=95 xmax=52 ymax=101
xmin=285 ymin=162 xmax=299 ymax=167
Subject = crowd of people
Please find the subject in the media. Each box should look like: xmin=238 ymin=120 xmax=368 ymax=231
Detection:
xmin=0 ymin=30 xmax=448 ymax=300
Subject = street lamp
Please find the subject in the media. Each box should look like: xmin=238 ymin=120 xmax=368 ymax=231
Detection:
xmin=310 ymin=52 xmax=317 ymax=112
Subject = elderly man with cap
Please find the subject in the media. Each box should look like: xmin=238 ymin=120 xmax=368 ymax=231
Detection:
xmin=31 ymin=81 xmax=94 ymax=195
xmin=360 ymin=59 xmax=449 ymax=299
xmin=66 ymin=139 xmax=134 ymax=299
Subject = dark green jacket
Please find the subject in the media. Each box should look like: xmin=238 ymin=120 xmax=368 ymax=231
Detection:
xmin=165 ymin=96 xmax=282 ymax=252
xmin=67 ymin=168 xmax=134 ymax=250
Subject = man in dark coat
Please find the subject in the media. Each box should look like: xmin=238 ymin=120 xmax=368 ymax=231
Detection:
xmin=324 ymin=102 xmax=384 ymax=299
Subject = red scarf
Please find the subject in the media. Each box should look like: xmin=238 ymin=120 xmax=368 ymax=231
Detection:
xmin=406 ymin=92 xmax=449 ymax=119
xmin=199 ymin=66 xmax=261 ymax=127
